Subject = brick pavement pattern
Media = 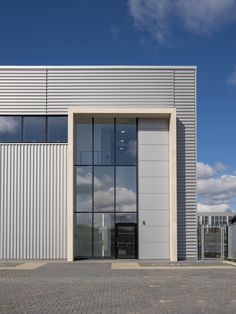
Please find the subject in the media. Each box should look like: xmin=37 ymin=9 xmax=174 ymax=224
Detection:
xmin=0 ymin=262 xmax=236 ymax=313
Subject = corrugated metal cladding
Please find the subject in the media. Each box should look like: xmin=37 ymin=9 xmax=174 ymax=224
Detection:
xmin=0 ymin=66 xmax=196 ymax=260
xmin=0 ymin=69 xmax=46 ymax=114
xmin=0 ymin=67 xmax=175 ymax=114
xmin=46 ymin=69 xmax=175 ymax=113
xmin=0 ymin=144 xmax=67 ymax=259
xmin=174 ymin=69 xmax=197 ymax=260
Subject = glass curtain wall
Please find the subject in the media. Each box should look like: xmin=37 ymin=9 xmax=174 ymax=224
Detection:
xmin=74 ymin=116 xmax=137 ymax=258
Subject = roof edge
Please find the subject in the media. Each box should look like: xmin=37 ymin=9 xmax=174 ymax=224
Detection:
xmin=0 ymin=65 xmax=197 ymax=70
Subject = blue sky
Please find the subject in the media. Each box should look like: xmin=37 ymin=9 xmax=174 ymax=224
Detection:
xmin=1 ymin=0 xmax=236 ymax=212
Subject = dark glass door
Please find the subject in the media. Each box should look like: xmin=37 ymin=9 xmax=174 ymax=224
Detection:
xmin=115 ymin=223 xmax=137 ymax=259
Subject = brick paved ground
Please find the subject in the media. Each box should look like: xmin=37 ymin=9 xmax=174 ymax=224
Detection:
xmin=0 ymin=261 xmax=236 ymax=314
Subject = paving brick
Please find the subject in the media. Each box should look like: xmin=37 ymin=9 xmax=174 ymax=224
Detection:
xmin=0 ymin=262 xmax=235 ymax=313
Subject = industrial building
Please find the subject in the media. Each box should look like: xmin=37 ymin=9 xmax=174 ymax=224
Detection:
xmin=0 ymin=66 xmax=197 ymax=261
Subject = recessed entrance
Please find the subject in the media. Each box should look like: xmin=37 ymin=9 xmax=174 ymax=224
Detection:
xmin=115 ymin=223 xmax=137 ymax=259
xmin=68 ymin=107 xmax=177 ymax=262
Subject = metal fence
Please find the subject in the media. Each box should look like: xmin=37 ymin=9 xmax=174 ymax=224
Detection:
xmin=198 ymin=226 xmax=228 ymax=260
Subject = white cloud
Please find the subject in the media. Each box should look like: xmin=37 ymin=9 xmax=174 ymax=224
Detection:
xmin=128 ymin=0 xmax=236 ymax=44
xmin=214 ymin=162 xmax=226 ymax=172
xmin=197 ymin=161 xmax=236 ymax=213
xmin=198 ymin=175 xmax=236 ymax=204
xmin=227 ymin=66 xmax=236 ymax=85
xmin=197 ymin=203 xmax=230 ymax=213
xmin=197 ymin=162 xmax=215 ymax=179
xmin=176 ymin=0 xmax=236 ymax=34
xmin=128 ymin=0 xmax=172 ymax=44
xmin=197 ymin=161 xmax=226 ymax=179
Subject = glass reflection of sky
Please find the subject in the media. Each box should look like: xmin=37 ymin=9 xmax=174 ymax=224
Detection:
xmin=116 ymin=167 xmax=136 ymax=212
xmin=116 ymin=118 xmax=136 ymax=165
xmin=23 ymin=116 xmax=46 ymax=142
xmin=76 ymin=167 xmax=92 ymax=212
xmin=76 ymin=118 xmax=92 ymax=165
xmin=75 ymin=118 xmax=137 ymax=214
xmin=74 ymin=213 xmax=92 ymax=257
xmin=94 ymin=118 xmax=114 ymax=165
xmin=94 ymin=166 xmax=114 ymax=212
xmin=0 ymin=116 xmax=21 ymax=142
xmin=48 ymin=116 xmax=67 ymax=142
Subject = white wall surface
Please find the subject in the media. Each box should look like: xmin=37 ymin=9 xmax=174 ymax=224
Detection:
xmin=138 ymin=118 xmax=170 ymax=259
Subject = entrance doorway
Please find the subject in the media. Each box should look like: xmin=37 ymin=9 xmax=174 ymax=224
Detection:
xmin=115 ymin=223 xmax=137 ymax=259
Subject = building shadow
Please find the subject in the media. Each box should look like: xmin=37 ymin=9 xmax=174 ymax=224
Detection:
xmin=177 ymin=118 xmax=187 ymax=260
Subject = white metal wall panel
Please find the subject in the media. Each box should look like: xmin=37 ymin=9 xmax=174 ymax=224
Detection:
xmin=138 ymin=118 xmax=170 ymax=259
xmin=174 ymin=69 xmax=197 ymax=260
xmin=46 ymin=68 xmax=174 ymax=113
xmin=0 ymin=69 xmax=46 ymax=114
xmin=0 ymin=144 xmax=67 ymax=259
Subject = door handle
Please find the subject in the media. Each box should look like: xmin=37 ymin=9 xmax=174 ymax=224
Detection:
xmin=116 ymin=241 xmax=119 ymax=248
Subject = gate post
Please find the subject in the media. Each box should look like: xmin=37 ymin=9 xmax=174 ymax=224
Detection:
xmin=201 ymin=226 xmax=204 ymax=260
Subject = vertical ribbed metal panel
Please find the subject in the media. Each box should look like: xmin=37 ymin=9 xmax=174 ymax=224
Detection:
xmin=46 ymin=68 xmax=174 ymax=113
xmin=174 ymin=69 xmax=197 ymax=260
xmin=0 ymin=69 xmax=46 ymax=114
xmin=0 ymin=144 xmax=67 ymax=259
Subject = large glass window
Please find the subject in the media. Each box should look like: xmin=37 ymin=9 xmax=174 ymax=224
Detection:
xmin=76 ymin=167 xmax=92 ymax=212
xmin=47 ymin=116 xmax=67 ymax=143
xmin=74 ymin=117 xmax=137 ymax=258
xmin=116 ymin=118 xmax=136 ymax=165
xmin=23 ymin=116 xmax=46 ymax=143
xmin=94 ymin=213 xmax=114 ymax=257
xmin=76 ymin=117 xmax=92 ymax=165
xmin=74 ymin=213 xmax=92 ymax=257
xmin=0 ymin=116 xmax=22 ymax=142
xmin=116 ymin=166 xmax=136 ymax=212
xmin=94 ymin=166 xmax=114 ymax=212
xmin=0 ymin=115 xmax=68 ymax=143
xmin=94 ymin=118 xmax=114 ymax=165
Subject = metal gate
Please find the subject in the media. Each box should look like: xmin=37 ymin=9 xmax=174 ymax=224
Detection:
xmin=198 ymin=226 xmax=228 ymax=260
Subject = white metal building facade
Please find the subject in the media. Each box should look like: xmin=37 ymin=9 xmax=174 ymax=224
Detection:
xmin=0 ymin=66 xmax=197 ymax=261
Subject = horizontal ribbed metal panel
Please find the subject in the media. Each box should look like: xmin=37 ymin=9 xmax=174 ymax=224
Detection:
xmin=46 ymin=69 xmax=175 ymax=113
xmin=0 ymin=144 xmax=67 ymax=259
xmin=174 ymin=69 xmax=197 ymax=260
xmin=0 ymin=69 xmax=46 ymax=114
